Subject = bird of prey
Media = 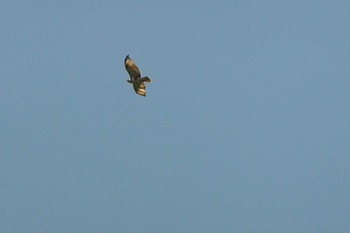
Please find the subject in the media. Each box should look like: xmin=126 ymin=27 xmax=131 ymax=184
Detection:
xmin=124 ymin=55 xmax=151 ymax=96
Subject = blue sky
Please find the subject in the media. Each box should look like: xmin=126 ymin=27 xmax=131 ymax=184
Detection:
xmin=1 ymin=1 xmax=350 ymax=232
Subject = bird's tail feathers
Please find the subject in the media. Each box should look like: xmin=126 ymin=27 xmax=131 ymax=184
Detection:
xmin=140 ymin=76 xmax=151 ymax=82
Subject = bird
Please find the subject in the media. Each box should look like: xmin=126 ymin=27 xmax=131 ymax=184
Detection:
xmin=124 ymin=55 xmax=151 ymax=96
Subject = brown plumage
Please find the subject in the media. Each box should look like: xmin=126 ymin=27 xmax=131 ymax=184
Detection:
xmin=124 ymin=55 xmax=151 ymax=96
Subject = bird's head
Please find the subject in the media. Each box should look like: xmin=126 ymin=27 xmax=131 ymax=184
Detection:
xmin=125 ymin=54 xmax=130 ymax=63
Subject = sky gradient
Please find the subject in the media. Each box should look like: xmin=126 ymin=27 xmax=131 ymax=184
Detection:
xmin=1 ymin=1 xmax=350 ymax=232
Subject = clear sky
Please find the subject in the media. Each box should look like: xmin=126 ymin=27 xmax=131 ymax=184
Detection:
xmin=1 ymin=1 xmax=350 ymax=232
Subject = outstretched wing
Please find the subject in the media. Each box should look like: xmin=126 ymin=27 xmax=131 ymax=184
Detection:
xmin=124 ymin=56 xmax=141 ymax=79
xmin=133 ymin=81 xmax=147 ymax=96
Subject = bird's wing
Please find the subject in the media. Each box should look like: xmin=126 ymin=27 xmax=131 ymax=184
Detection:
xmin=133 ymin=81 xmax=147 ymax=96
xmin=125 ymin=57 xmax=141 ymax=78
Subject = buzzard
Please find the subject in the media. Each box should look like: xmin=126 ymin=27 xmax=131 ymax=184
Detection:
xmin=124 ymin=55 xmax=151 ymax=96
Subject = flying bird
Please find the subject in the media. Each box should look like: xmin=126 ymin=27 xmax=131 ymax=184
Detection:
xmin=124 ymin=55 xmax=151 ymax=96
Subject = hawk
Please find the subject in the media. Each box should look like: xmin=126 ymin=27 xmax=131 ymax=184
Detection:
xmin=124 ymin=55 xmax=151 ymax=96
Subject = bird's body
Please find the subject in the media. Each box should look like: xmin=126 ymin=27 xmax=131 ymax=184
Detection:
xmin=124 ymin=55 xmax=151 ymax=96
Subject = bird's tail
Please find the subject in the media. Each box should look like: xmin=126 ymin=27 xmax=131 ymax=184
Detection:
xmin=140 ymin=76 xmax=151 ymax=82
